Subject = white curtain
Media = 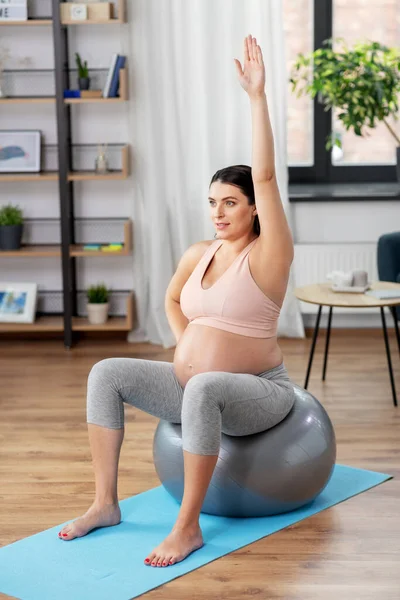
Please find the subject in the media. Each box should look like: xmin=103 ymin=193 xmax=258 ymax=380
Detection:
xmin=122 ymin=0 xmax=305 ymax=348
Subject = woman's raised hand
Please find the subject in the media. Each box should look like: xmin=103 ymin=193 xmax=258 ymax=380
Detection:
xmin=234 ymin=34 xmax=265 ymax=98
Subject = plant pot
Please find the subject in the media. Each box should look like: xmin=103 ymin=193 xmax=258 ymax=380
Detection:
xmin=87 ymin=302 xmax=109 ymax=325
xmin=78 ymin=77 xmax=90 ymax=91
xmin=0 ymin=224 xmax=23 ymax=250
xmin=396 ymin=147 xmax=400 ymax=182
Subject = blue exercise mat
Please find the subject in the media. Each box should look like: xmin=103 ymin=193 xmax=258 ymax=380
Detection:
xmin=0 ymin=464 xmax=392 ymax=600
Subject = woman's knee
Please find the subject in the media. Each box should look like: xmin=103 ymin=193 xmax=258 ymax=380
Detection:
xmin=87 ymin=358 xmax=125 ymax=428
xmin=182 ymin=372 xmax=224 ymax=411
xmin=87 ymin=357 xmax=131 ymax=394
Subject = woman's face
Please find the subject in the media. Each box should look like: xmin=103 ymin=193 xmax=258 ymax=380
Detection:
xmin=208 ymin=181 xmax=257 ymax=239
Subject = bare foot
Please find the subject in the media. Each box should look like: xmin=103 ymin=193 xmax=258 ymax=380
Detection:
xmin=58 ymin=502 xmax=121 ymax=541
xmin=144 ymin=526 xmax=204 ymax=567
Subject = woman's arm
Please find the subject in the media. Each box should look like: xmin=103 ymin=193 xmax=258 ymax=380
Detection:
xmin=250 ymin=92 xmax=275 ymax=182
xmin=165 ymin=297 xmax=189 ymax=344
xmin=165 ymin=241 xmax=209 ymax=344
xmin=234 ymin=35 xmax=294 ymax=262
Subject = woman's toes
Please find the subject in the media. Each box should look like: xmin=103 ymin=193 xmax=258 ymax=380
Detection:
xmin=157 ymin=557 xmax=164 ymax=567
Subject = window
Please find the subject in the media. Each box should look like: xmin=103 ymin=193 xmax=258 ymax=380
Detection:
xmin=283 ymin=0 xmax=314 ymax=166
xmin=286 ymin=0 xmax=399 ymax=183
xmin=332 ymin=0 xmax=400 ymax=166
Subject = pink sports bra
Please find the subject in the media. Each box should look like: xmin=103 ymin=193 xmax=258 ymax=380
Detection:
xmin=180 ymin=237 xmax=281 ymax=338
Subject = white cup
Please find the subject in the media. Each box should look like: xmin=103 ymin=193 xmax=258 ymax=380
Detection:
xmin=351 ymin=269 xmax=368 ymax=287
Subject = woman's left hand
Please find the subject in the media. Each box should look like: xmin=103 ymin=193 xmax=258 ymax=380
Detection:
xmin=234 ymin=34 xmax=265 ymax=98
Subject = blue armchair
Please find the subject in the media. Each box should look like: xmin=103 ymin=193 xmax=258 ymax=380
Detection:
xmin=377 ymin=231 xmax=400 ymax=321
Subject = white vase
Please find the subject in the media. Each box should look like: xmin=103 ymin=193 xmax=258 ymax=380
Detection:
xmin=87 ymin=302 xmax=109 ymax=325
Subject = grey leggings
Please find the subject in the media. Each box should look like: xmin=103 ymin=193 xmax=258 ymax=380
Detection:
xmin=87 ymin=358 xmax=296 ymax=456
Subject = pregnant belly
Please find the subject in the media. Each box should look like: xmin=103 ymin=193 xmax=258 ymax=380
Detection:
xmin=173 ymin=323 xmax=283 ymax=388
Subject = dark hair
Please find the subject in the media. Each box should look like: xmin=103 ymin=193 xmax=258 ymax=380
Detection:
xmin=209 ymin=165 xmax=260 ymax=235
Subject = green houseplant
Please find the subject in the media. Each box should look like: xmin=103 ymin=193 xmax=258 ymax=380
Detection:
xmin=0 ymin=203 xmax=24 ymax=250
xmin=290 ymin=38 xmax=400 ymax=177
xmin=86 ymin=283 xmax=111 ymax=325
xmin=75 ymin=52 xmax=90 ymax=90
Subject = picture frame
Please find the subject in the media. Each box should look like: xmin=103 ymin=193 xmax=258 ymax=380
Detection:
xmin=0 ymin=130 xmax=41 ymax=173
xmin=0 ymin=282 xmax=38 ymax=323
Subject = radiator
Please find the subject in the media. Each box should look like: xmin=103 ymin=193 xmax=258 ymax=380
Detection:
xmin=293 ymin=243 xmax=378 ymax=315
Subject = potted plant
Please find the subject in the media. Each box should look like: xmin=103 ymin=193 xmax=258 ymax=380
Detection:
xmin=75 ymin=52 xmax=90 ymax=90
xmin=86 ymin=283 xmax=111 ymax=325
xmin=0 ymin=203 xmax=24 ymax=250
xmin=290 ymin=39 xmax=400 ymax=179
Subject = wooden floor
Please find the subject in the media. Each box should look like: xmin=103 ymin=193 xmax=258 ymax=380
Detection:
xmin=1 ymin=330 xmax=399 ymax=600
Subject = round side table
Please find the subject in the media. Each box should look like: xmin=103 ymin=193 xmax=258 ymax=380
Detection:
xmin=294 ymin=281 xmax=400 ymax=407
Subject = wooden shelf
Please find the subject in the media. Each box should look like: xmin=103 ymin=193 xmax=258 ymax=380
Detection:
xmin=61 ymin=0 xmax=125 ymax=25
xmin=70 ymin=219 xmax=132 ymax=257
xmin=0 ymin=221 xmax=132 ymax=258
xmin=61 ymin=18 xmax=124 ymax=25
xmin=0 ymin=146 xmax=129 ymax=182
xmin=68 ymin=170 xmax=126 ymax=181
xmin=0 ymin=245 xmax=61 ymax=257
xmin=65 ymin=68 xmax=128 ymax=103
xmin=72 ymin=316 xmax=129 ymax=331
xmin=0 ymin=172 xmax=58 ymax=182
xmin=0 ymin=69 xmax=128 ymax=104
xmin=0 ymin=19 xmax=52 ymax=26
xmin=0 ymin=97 xmax=55 ymax=104
xmin=72 ymin=292 xmax=134 ymax=331
xmin=0 ymin=292 xmax=134 ymax=332
xmin=0 ymin=316 xmax=64 ymax=333
xmin=68 ymin=144 xmax=129 ymax=180
xmin=65 ymin=96 xmax=123 ymax=104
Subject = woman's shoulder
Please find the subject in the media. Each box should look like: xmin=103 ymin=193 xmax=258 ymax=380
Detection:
xmin=179 ymin=239 xmax=216 ymax=274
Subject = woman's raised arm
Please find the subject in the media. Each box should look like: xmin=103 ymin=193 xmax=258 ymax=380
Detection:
xmin=234 ymin=35 xmax=294 ymax=264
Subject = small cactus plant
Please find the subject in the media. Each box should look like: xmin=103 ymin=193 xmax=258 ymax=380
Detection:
xmin=75 ymin=52 xmax=89 ymax=79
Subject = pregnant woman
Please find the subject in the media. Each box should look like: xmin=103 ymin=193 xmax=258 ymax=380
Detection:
xmin=58 ymin=35 xmax=296 ymax=568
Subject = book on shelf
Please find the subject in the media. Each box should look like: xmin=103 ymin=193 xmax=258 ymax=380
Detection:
xmin=103 ymin=54 xmax=126 ymax=98
xmin=102 ymin=53 xmax=118 ymax=98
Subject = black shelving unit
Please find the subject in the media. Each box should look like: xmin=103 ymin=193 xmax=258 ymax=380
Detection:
xmin=0 ymin=1 xmax=130 ymax=348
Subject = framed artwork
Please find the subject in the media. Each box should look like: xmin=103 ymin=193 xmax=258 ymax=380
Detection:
xmin=0 ymin=282 xmax=38 ymax=323
xmin=0 ymin=130 xmax=41 ymax=173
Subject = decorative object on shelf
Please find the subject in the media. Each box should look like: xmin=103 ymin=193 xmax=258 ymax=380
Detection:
xmin=81 ymin=89 xmax=102 ymax=98
xmin=0 ymin=0 xmax=28 ymax=22
xmin=0 ymin=203 xmax=24 ymax=250
xmin=75 ymin=52 xmax=90 ymax=90
xmin=95 ymin=143 xmax=108 ymax=173
xmin=86 ymin=1 xmax=113 ymax=21
xmin=101 ymin=243 xmax=123 ymax=252
xmin=70 ymin=3 xmax=87 ymax=21
xmin=60 ymin=1 xmax=113 ymax=22
xmin=86 ymin=283 xmax=110 ymax=325
xmin=63 ymin=89 xmax=81 ymax=98
xmin=102 ymin=53 xmax=126 ymax=97
xmin=0 ymin=282 xmax=37 ymax=323
xmin=290 ymin=39 xmax=400 ymax=180
xmin=0 ymin=130 xmax=41 ymax=172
